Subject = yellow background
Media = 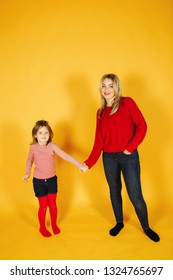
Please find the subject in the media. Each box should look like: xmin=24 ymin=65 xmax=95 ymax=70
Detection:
xmin=0 ymin=0 xmax=173 ymax=260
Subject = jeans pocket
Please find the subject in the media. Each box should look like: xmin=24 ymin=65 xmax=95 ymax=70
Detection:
xmin=122 ymin=149 xmax=138 ymax=159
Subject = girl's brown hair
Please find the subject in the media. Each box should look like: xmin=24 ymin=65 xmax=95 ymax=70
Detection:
xmin=99 ymin=73 xmax=122 ymax=117
xmin=31 ymin=120 xmax=54 ymax=144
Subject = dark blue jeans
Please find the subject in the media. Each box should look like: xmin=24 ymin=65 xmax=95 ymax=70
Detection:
xmin=102 ymin=150 xmax=149 ymax=229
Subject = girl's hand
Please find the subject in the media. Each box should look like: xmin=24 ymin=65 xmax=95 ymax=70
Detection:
xmin=79 ymin=163 xmax=89 ymax=172
xmin=123 ymin=149 xmax=131 ymax=155
xmin=23 ymin=174 xmax=30 ymax=182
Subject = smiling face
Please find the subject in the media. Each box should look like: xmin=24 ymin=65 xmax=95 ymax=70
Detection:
xmin=100 ymin=78 xmax=117 ymax=106
xmin=35 ymin=126 xmax=50 ymax=145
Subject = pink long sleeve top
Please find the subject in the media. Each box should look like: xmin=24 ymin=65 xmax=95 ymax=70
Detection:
xmin=85 ymin=97 xmax=147 ymax=169
xmin=25 ymin=142 xmax=82 ymax=179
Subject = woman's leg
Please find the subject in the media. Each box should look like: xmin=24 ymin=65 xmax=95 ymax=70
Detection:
xmin=37 ymin=196 xmax=52 ymax=237
xmin=47 ymin=193 xmax=60 ymax=234
xmin=121 ymin=151 xmax=160 ymax=242
xmin=121 ymin=151 xmax=149 ymax=228
xmin=102 ymin=152 xmax=124 ymax=236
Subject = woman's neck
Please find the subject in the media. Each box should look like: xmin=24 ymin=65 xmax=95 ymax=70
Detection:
xmin=106 ymin=101 xmax=113 ymax=107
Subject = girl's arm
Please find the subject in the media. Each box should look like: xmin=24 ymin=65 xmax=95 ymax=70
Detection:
xmin=52 ymin=143 xmax=83 ymax=169
xmin=23 ymin=146 xmax=34 ymax=181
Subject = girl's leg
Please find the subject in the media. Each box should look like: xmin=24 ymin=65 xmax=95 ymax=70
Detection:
xmin=37 ymin=196 xmax=52 ymax=237
xmin=47 ymin=193 xmax=60 ymax=234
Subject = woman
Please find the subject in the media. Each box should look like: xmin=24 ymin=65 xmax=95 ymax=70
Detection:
xmin=81 ymin=74 xmax=160 ymax=242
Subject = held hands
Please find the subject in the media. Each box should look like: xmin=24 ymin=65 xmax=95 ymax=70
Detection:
xmin=79 ymin=163 xmax=89 ymax=172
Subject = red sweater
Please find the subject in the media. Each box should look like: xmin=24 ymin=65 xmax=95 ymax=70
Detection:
xmin=85 ymin=97 xmax=147 ymax=168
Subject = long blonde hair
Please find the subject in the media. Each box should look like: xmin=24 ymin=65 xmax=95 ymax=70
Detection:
xmin=31 ymin=120 xmax=54 ymax=144
xmin=99 ymin=74 xmax=122 ymax=117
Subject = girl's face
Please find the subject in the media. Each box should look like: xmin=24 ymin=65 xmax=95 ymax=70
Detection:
xmin=100 ymin=78 xmax=116 ymax=106
xmin=35 ymin=126 xmax=50 ymax=145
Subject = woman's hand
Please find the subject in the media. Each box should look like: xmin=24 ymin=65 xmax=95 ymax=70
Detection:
xmin=123 ymin=149 xmax=131 ymax=155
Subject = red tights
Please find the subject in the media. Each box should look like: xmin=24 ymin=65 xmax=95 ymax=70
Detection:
xmin=37 ymin=194 xmax=60 ymax=237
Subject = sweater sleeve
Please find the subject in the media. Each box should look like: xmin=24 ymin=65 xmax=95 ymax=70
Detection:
xmin=125 ymin=97 xmax=147 ymax=152
xmin=51 ymin=142 xmax=82 ymax=168
xmin=84 ymin=110 xmax=104 ymax=169
xmin=25 ymin=145 xmax=34 ymax=176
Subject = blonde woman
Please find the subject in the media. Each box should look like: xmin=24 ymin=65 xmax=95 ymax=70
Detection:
xmin=81 ymin=74 xmax=160 ymax=242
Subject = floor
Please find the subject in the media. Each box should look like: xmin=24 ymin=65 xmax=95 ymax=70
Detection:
xmin=0 ymin=199 xmax=172 ymax=260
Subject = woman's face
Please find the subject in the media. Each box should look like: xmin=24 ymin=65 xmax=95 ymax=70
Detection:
xmin=100 ymin=78 xmax=116 ymax=105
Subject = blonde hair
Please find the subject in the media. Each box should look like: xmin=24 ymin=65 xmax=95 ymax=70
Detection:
xmin=99 ymin=74 xmax=122 ymax=117
xmin=31 ymin=120 xmax=54 ymax=144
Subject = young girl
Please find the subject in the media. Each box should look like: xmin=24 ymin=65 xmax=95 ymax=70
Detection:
xmin=81 ymin=74 xmax=160 ymax=242
xmin=23 ymin=120 xmax=83 ymax=237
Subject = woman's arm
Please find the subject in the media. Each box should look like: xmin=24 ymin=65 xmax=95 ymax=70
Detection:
xmin=84 ymin=110 xmax=104 ymax=169
xmin=125 ymin=98 xmax=147 ymax=152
